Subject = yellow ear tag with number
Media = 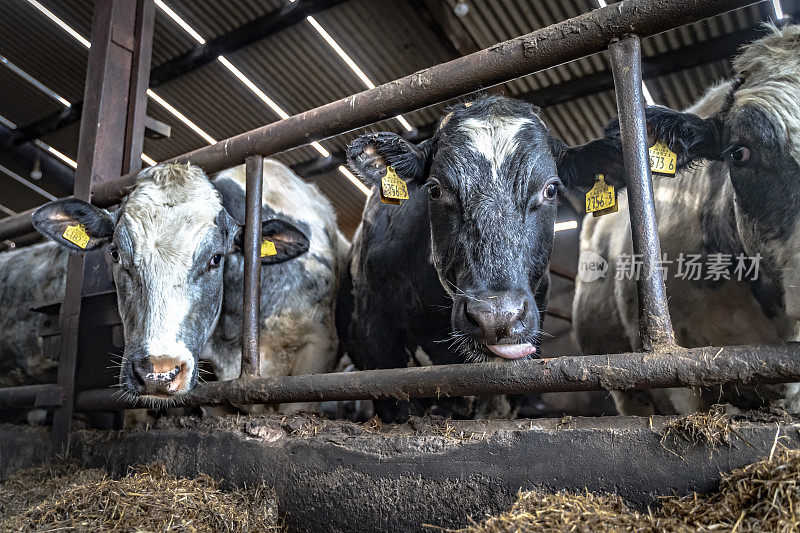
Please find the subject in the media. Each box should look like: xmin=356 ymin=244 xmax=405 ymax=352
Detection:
xmin=585 ymin=174 xmax=618 ymax=217
xmin=649 ymin=140 xmax=677 ymax=176
xmin=260 ymin=239 xmax=277 ymax=257
xmin=62 ymin=224 xmax=90 ymax=249
xmin=380 ymin=166 xmax=409 ymax=205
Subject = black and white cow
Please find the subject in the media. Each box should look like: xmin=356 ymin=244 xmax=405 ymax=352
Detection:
xmin=574 ymin=25 xmax=800 ymax=415
xmin=1 ymin=160 xmax=344 ymax=409
xmin=338 ymin=95 xmax=624 ymax=421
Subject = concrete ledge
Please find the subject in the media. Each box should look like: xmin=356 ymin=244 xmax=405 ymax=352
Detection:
xmin=2 ymin=414 xmax=799 ymax=532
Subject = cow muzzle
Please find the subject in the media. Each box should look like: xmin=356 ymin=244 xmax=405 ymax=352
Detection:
xmin=452 ymin=291 xmax=538 ymax=359
xmin=131 ymin=356 xmax=192 ymax=396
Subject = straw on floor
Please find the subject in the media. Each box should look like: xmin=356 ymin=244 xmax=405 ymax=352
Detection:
xmin=0 ymin=460 xmax=281 ymax=532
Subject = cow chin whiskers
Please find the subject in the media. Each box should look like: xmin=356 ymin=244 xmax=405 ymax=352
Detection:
xmin=139 ymin=393 xmax=184 ymax=410
xmin=111 ymin=386 xmax=140 ymax=407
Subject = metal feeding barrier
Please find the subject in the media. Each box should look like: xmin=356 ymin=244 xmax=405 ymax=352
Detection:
xmin=2 ymin=0 xmax=796 ymax=455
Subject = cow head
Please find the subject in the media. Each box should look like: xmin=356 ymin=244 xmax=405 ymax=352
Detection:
xmin=32 ymin=163 xmax=309 ymax=401
xmin=607 ymin=26 xmax=800 ymax=284
xmin=347 ymin=95 xmax=623 ymax=361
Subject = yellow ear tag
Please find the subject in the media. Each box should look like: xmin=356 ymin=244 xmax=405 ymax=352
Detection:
xmin=585 ymin=174 xmax=618 ymax=218
xmin=260 ymin=239 xmax=277 ymax=257
xmin=62 ymin=224 xmax=90 ymax=249
xmin=380 ymin=165 xmax=409 ymax=205
xmin=649 ymin=140 xmax=677 ymax=176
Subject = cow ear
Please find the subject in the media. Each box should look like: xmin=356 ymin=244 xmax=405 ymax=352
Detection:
xmin=32 ymin=199 xmax=116 ymax=252
xmin=552 ymin=135 xmax=625 ymax=190
xmin=605 ymin=106 xmax=724 ymax=168
xmin=346 ymin=132 xmax=432 ymax=188
xmin=258 ymin=219 xmax=309 ymax=265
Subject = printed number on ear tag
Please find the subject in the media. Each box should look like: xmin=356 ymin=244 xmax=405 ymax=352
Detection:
xmin=63 ymin=224 xmax=90 ymax=249
xmin=586 ymin=174 xmax=618 ymax=218
xmin=649 ymin=140 xmax=677 ymax=176
xmin=380 ymin=166 xmax=409 ymax=205
xmin=260 ymin=239 xmax=277 ymax=257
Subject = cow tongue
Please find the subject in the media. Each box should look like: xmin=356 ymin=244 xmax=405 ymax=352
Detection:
xmin=487 ymin=343 xmax=536 ymax=359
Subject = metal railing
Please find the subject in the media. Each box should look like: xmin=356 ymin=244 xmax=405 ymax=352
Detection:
xmin=3 ymin=0 xmax=795 ymax=448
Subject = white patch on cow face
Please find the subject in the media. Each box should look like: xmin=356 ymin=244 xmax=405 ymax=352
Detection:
xmin=459 ymin=116 xmax=533 ymax=179
xmin=114 ymin=164 xmax=231 ymax=398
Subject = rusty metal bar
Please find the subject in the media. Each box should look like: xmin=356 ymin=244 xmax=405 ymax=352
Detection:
xmin=0 ymin=384 xmax=64 ymax=408
xmin=0 ymin=206 xmax=39 ymax=240
xmin=241 ymin=156 xmax=263 ymax=377
xmin=74 ymin=343 xmax=800 ymax=410
xmin=122 ymin=0 xmax=155 ymax=175
xmin=609 ymin=35 xmax=675 ymax=350
xmin=48 ymin=0 xmax=155 ymax=454
xmin=545 ymin=307 xmax=572 ymax=323
xmin=549 ymin=265 xmax=576 ymax=282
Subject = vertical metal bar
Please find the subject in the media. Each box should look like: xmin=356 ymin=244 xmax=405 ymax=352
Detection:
xmin=608 ymin=35 xmax=675 ymax=351
xmin=241 ymin=156 xmax=263 ymax=377
xmin=51 ymin=0 xmax=154 ymax=454
xmin=123 ymin=0 xmax=155 ymax=175
xmin=51 ymin=255 xmax=83 ymax=453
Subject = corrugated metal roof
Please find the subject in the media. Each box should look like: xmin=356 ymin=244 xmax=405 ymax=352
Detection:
xmin=0 ymin=0 xmax=794 ymax=237
xmin=0 ymin=1 xmax=89 ymax=103
xmin=0 ymin=67 xmax=64 ymax=126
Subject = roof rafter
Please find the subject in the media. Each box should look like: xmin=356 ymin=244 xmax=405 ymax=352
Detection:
xmin=12 ymin=0 xmax=347 ymax=145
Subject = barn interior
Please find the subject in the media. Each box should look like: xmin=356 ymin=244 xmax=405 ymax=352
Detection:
xmin=4 ymin=1 xmax=800 ymax=530
xmin=2 ymin=0 xmax=795 ymax=370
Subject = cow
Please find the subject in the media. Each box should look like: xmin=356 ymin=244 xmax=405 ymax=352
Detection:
xmin=573 ymin=24 xmax=800 ymax=415
xmin=337 ymin=94 xmax=625 ymax=421
xmin=0 ymin=159 xmax=344 ymax=413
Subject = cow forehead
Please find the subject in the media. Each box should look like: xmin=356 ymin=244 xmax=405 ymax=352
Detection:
xmin=120 ymin=206 xmax=218 ymax=264
xmin=732 ymin=25 xmax=800 ymax=162
xmin=457 ymin=115 xmax=537 ymax=167
xmin=118 ymin=164 xmax=223 ymax=265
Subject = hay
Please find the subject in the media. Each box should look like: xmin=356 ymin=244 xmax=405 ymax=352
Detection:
xmin=661 ymin=404 xmax=734 ymax=449
xmin=445 ymin=489 xmax=676 ymax=533
xmin=454 ymin=448 xmax=800 ymax=533
xmin=0 ymin=460 xmax=282 ymax=532
xmin=661 ymin=446 xmax=800 ymax=532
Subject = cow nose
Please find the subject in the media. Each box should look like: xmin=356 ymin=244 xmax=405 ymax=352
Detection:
xmin=132 ymin=357 xmax=188 ymax=396
xmin=458 ymin=293 xmax=529 ymax=343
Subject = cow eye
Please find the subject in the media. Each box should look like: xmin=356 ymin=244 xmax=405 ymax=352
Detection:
xmin=427 ymin=179 xmax=443 ymax=200
xmin=543 ymin=180 xmax=559 ymax=200
xmin=208 ymin=254 xmax=223 ymax=268
xmin=730 ymin=145 xmax=751 ymax=165
xmin=110 ymin=247 xmax=120 ymax=263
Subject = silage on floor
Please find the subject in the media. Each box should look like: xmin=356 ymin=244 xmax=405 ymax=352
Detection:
xmin=0 ymin=460 xmax=281 ymax=532
xmin=456 ymin=448 xmax=800 ymax=533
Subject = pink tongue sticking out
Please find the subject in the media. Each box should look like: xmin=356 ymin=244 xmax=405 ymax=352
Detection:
xmin=487 ymin=343 xmax=536 ymax=359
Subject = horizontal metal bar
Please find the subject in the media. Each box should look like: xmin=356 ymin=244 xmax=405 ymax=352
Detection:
xmin=0 ymin=206 xmax=39 ymax=241
xmin=74 ymin=343 xmax=800 ymax=411
xmin=0 ymin=384 xmax=64 ymax=408
xmin=548 ymin=265 xmax=576 ymax=282
xmin=0 ymin=0 xmax=755 ymax=241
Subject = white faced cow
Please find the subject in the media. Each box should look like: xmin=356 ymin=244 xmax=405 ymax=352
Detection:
xmin=3 ymin=160 xmax=344 ymax=409
xmin=574 ymin=25 xmax=800 ymax=415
